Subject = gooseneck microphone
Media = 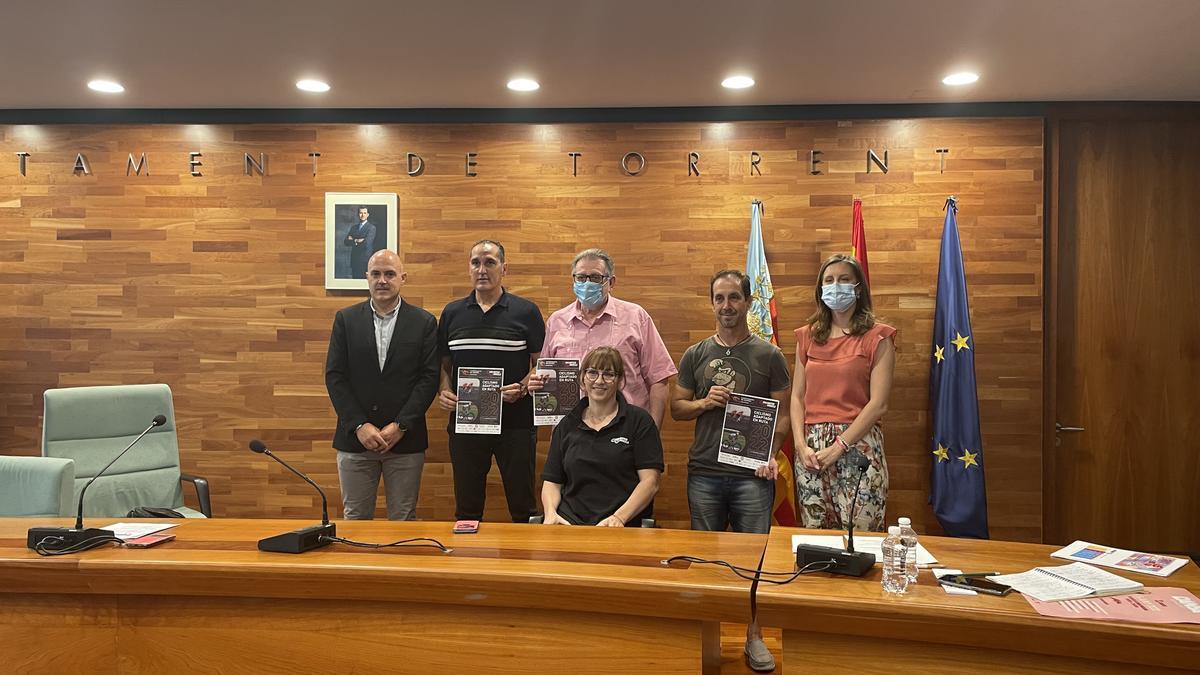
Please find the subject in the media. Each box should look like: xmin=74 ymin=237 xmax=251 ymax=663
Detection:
xmin=249 ymin=439 xmax=336 ymax=553
xmin=843 ymin=451 xmax=872 ymax=555
xmin=794 ymin=449 xmax=876 ymax=577
xmin=28 ymin=414 xmax=168 ymax=553
xmin=75 ymin=414 xmax=168 ymax=529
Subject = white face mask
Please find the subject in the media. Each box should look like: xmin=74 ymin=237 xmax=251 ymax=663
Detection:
xmin=821 ymin=282 xmax=858 ymax=312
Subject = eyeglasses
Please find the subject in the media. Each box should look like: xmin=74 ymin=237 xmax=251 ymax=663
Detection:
xmin=572 ymin=274 xmax=610 ymax=284
xmin=582 ymin=368 xmax=618 ymax=382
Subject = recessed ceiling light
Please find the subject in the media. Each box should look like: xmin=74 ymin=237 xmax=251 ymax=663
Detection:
xmin=942 ymin=72 xmax=979 ymax=86
xmin=296 ymin=79 xmax=331 ymax=93
xmin=507 ymin=78 xmax=540 ymax=92
xmin=87 ymin=79 xmax=124 ymax=94
xmin=721 ymin=75 xmax=755 ymax=90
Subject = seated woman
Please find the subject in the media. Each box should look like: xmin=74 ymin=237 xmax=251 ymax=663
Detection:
xmin=541 ymin=346 xmax=664 ymax=526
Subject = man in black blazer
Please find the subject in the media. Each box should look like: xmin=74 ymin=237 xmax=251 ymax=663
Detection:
xmin=325 ymin=249 xmax=438 ymax=520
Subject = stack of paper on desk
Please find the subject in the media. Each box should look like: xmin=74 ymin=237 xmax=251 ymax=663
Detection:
xmin=1024 ymin=587 xmax=1200 ymax=623
xmin=850 ymin=536 xmax=939 ymax=566
xmin=790 ymin=534 xmax=939 ymax=566
xmin=990 ymin=562 xmax=1143 ymax=602
xmin=1050 ymin=540 xmax=1189 ymax=577
xmin=101 ymin=522 xmax=178 ymax=541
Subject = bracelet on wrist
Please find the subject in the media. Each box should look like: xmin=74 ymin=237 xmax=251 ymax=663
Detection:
xmin=835 ymin=435 xmax=850 ymax=451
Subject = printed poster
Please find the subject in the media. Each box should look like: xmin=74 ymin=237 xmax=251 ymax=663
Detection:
xmin=456 ymin=367 xmax=503 ymax=434
xmin=533 ymin=358 xmax=581 ymax=426
xmin=717 ymin=392 xmax=778 ymax=470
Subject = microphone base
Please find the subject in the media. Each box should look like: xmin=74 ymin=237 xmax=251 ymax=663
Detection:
xmin=27 ymin=526 xmax=116 ymax=552
xmin=257 ymin=523 xmax=336 ymax=554
xmin=796 ymin=544 xmax=876 ymax=577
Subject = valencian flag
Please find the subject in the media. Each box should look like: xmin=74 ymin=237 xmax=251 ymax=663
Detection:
xmin=745 ymin=200 xmax=797 ymax=526
xmin=851 ymin=198 xmax=871 ymax=286
xmin=929 ymin=196 xmax=989 ymax=538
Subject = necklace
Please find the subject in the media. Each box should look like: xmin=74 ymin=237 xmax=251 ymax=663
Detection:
xmin=714 ymin=333 xmax=753 ymax=356
xmin=585 ymin=406 xmax=617 ymax=428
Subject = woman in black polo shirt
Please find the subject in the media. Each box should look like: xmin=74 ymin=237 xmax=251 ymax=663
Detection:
xmin=541 ymin=347 xmax=664 ymax=526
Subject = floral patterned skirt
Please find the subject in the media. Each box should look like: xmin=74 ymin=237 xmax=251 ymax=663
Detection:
xmin=794 ymin=423 xmax=888 ymax=532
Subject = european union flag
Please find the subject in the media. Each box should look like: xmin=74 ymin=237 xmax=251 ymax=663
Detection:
xmin=929 ymin=196 xmax=989 ymax=538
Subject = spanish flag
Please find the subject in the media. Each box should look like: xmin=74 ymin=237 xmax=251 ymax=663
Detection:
xmin=745 ymin=200 xmax=798 ymax=526
xmin=852 ymin=198 xmax=871 ymax=285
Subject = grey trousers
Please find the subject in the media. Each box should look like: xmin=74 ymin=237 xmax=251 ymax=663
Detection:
xmin=335 ymin=450 xmax=424 ymax=520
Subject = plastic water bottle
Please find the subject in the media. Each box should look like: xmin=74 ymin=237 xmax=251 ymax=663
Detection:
xmin=897 ymin=516 xmax=919 ymax=584
xmin=881 ymin=526 xmax=909 ymax=594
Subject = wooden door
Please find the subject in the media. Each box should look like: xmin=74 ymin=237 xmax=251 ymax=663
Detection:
xmin=1048 ymin=112 xmax=1200 ymax=557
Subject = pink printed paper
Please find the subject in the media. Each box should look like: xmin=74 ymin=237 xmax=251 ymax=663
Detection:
xmin=1025 ymin=587 xmax=1200 ymax=624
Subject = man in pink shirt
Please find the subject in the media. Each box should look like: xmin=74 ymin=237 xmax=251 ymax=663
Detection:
xmin=529 ymin=248 xmax=676 ymax=426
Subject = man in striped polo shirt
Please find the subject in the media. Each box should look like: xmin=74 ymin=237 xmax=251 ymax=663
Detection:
xmin=437 ymin=240 xmax=546 ymax=522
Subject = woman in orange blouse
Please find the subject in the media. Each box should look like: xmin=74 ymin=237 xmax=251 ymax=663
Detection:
xmin=790 ymin=254 xmax=895 ymax=531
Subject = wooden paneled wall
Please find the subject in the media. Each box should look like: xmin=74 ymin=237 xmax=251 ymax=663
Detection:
xmin=0 ymin=117 xmax=1043 ymax=541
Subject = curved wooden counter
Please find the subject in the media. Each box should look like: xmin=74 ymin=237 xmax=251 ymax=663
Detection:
xmin=1 ymin=518 xmax=767 ymax=674
xmin=757 ymin=528 xmax=1200 ymax=673
xmin=6 ymin=520 xmax=1198 ymax=673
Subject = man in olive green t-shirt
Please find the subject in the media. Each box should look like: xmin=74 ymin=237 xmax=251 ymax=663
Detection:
xmin=669 ymin=268 xmax=790 ymax=673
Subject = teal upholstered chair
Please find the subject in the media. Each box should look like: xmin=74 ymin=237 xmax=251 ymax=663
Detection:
xmin=41 ymin=384 xmax=211 ymax=518
xmin=0 ymin=455 xmax=75 ymax=517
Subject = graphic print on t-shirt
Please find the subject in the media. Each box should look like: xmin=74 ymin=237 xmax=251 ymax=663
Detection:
xmin=702 ymin=355 xmax=752 ymax=394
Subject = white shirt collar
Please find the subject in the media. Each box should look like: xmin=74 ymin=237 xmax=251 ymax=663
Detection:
xmin=370 ymin=297 xmax=402 ymax=318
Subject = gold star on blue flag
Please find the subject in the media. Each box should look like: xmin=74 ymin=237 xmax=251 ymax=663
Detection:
xmin=929 ymin=196 xmax=989 ymax=538
xmin=951 ymin=332 xmax=970 ymax=351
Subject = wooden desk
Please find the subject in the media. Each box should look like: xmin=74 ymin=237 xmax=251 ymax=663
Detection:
xmin=756 ymin=528 xmax=1200 ymax=673
xmin=0 ymin=519 xmax=767 ymax=674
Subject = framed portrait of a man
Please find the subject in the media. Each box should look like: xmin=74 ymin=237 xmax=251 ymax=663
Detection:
xmin=324 ymin=192 xmax=399 ymax=290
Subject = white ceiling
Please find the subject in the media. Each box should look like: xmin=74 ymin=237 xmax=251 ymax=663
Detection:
xmin=2 ymin=0 xmax=1198 ymax=109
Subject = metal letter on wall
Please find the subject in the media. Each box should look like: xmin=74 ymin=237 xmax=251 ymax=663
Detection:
xmin=309 ymin=152 xmax=321 ymax=176
xmin=750 ymin=151 xmax=762 ymax=176
xmin=809 ymin=150 xmax=823 ymax=175
xmin=867 ymin=148 xmax=889 ymax=174
xmin=127 ymin=152 xmax=148 ymax=176
xmin=407 ymin=153 xmax=424 ymax=177
xmin=688 ymin=151 xmax=700 ymax=177
xmin=465 ymin=152 xmax=478 ymax=177
xmin=15 ymin=152 xmax=30 ymax=177
xmin=569 ymin=152 xmax=582 ymax=176
xmin=621 ymin=151 xmax=645 ymax=176
xmin=73 ymin=153 xmax=92 ymax=176
xmin=936 ymin=148 xmax=950 ymax=174
xmin=244 ymin=152 xmax=267 ymax=176
xmin=189 ymin=152 xmax=203 ymax=177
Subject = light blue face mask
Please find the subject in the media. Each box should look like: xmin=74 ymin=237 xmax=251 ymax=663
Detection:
xmin=821 ymin=282 xmax=858 ymax=312
xmin=573 ymin=280 xmax=606 ymax=308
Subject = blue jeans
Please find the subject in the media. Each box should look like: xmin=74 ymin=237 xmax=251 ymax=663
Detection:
xmin=687 ymin=474 xmax=774 ymax=533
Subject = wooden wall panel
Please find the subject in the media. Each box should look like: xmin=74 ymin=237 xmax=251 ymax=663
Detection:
xmin=0 ymin=117 xmax=1043 ymax=541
